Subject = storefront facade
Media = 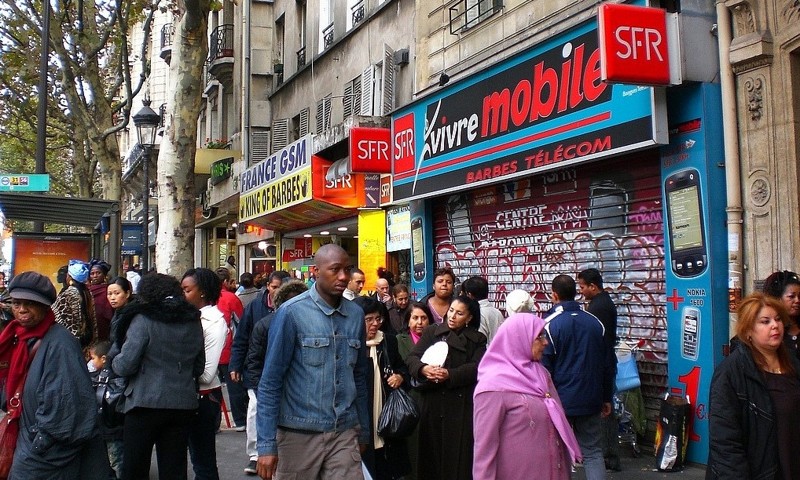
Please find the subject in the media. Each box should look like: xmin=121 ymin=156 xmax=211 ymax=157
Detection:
xmin=391 ymin=16 xmax=728 ymax=462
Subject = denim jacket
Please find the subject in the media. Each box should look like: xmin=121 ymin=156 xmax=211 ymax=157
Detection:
xmin=256 ymin=286 xmax=369 ymax=455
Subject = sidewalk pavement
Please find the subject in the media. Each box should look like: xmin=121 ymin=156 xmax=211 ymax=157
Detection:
xmin=155 ymin=426 xmax=708 ymax=479
xmin=204 ymin=427 xmax=708 ymax=480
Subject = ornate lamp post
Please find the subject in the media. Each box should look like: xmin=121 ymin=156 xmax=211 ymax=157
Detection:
xmin=132 ymin=100 xmax=160 ymax=273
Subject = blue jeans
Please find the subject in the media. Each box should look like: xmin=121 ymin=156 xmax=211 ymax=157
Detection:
xmin=107 ymin=439 xmax=124 ymax=479
xmin=188 ymin=388 xmax=222 ymax=480
xmin=569 ymin=413 xmax=606 ymax=480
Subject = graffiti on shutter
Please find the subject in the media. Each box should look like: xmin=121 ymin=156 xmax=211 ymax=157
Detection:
xmin=432 ymin=152 xmax=667 ymax=433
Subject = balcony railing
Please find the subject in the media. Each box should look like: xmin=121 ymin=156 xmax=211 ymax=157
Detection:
xmin=351 ymin=0 xmax=365 ymax=26
xmin=297 ymin=47 xmax=306 ymax=67
xmin=209 ymin=24 xmax=234 ymax=61
xmin=322 ymin=22 xmax=334 ymax=49
xmin=160 ymin=24 xmax=174 ymax=50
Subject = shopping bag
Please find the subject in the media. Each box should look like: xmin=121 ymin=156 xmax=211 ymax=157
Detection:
xmin=377 ymin=388 xmax=420 ymax=439
xmin=615 ymin=351 xmax=641 ymax=392
xmin=654 ymin=394 xmax=691 ymax=472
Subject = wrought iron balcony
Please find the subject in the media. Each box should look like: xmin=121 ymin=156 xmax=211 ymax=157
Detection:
xmin=322 ymin=22 xmax=334 ymax=49
xmin=209 ymin=24 xmax=234 ymax=61
xmin=208 ymin=24 xmax=234 ymax=83
xmin=160 ymin=23 xmax=175 ymax=63
xmin=297 ymin=47 xmax=306 ymax=67
xmin=351 ymin=0 xmax=365 ymax=26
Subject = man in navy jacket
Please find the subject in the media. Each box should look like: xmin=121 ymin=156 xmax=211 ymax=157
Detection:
xmin=542 ymin=274 xmax=614 ymax=480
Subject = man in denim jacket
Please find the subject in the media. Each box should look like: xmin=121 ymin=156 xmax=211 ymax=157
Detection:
xmin=256 ymin=244 xmax=369 ymax=479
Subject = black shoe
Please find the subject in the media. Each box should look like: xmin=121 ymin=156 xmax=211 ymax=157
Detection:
xmin=605 ymin=457 xmax=622 ymax=472
xmin=244 ymin=460 xmax=258 ymax=475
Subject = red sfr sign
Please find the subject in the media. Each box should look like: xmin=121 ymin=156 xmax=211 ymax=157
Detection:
xmin=598 ymin=3 xmax=671 ymax=86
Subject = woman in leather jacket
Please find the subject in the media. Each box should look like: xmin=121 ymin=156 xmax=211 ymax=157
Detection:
xmin=708 ymin=293 xmax=800 ymax=480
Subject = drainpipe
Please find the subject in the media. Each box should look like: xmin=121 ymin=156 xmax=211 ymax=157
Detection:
xmin=716 ymin=1 xmax=743 ymax=339
xmin=242 ymin=0 xmax=251 ymax=168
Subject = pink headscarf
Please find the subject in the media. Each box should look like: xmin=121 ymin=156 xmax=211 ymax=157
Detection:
xmin=475 ymin=313 xmax=583 ymax=464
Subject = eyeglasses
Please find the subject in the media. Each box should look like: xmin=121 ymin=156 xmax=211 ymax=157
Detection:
xmin=365 ymin=316 xmax=383 ymax=325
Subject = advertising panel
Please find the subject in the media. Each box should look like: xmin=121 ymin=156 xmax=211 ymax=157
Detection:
xmin=239 ymin=135 xmax=312 ymax=194
xmin=350 ymin=127 xmax=391 ymax=173
xmin=661 ymin=83 xmax=727 ymax=463
xmin=239 ymin=167 xmax=312 ymax=221
xmin=386 ymin=205 xmax=411 ymax=252
xmin=391 ymin=20 xmax=667 ymax=202
xmin=12 ymin=233 xmax=92 ymax=288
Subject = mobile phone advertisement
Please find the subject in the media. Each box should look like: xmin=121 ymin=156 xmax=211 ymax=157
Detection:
xmin=660 ymin=83 xmax=727 ymax=463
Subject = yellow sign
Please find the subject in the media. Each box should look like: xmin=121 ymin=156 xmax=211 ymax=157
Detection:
xmin=239 ymin=167 xmax=312 ymax=222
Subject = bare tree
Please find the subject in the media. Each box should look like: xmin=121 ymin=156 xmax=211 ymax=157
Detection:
xmin=0 ymin=0 xmax=153 ymax=201
xmin=155 ymin=0 xmax=209 ymax=275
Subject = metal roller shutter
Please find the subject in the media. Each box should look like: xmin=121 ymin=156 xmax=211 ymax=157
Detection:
xmin=432 ymin=151 xmax=666 ymax=435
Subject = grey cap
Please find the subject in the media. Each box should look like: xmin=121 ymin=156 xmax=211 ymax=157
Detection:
xmin=8 ymin=271 xmax=57 ymax=306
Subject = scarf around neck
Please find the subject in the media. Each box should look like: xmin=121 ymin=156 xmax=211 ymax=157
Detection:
xmin=367 ymin=330 xmax=385 ymax=449
xmin=475 ymin=313 xmax=582 ymax=464
xmin=0 ymin=310 xmax=55 ymax=415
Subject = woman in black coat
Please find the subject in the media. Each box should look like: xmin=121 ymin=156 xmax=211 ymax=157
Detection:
xmin=707 ymin=293 xmax=800 ymax=480
xmin=405 ymin=295 xmax=486 ymax=480
xmin=352 ymin=296 xmax=411 ymax=480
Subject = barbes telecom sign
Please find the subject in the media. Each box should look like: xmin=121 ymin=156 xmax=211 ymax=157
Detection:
xmin=239 ymin=135 xmax=312 ymax=222
xmin=391 ymin=20 xmax=668 ymax=202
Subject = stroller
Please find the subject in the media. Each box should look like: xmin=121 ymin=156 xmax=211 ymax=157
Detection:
xmin=614 ymin=341 xmax=644 ymax=456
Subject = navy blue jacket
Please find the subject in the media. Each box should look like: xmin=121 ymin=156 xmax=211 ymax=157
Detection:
xmin=229 ymin=289 xmax=273 ymax=385
xmin=541 ymin=300 xmax=614 ymax=417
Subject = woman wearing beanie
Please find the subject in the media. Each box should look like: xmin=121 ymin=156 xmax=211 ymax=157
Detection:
xmin=51 ymin=259 xmax=98 ymax=349
xmin=0 ymin=271 xmax=107 ymax=479
xmin=111 ymin=273 xmax=205 ymax=480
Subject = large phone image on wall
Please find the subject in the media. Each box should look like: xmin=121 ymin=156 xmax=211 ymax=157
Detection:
xmin=411 ymin=216 xmax=426 ymax=281
xmin=665 ymin=168 xmax=708 ymax=278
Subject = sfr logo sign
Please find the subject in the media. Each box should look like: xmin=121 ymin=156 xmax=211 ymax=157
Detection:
xmin=598 ymin=3 xmax=679 ymax=86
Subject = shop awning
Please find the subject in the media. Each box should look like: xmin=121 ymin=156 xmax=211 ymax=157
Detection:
xmin=245 ymin=199 xmax=353 ymax=231
xmin=0 ymin=193 xmax=119 ymax=227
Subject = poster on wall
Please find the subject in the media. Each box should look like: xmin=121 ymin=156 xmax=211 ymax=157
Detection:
xmin=12 ymin=233 xmax=92 ymax=289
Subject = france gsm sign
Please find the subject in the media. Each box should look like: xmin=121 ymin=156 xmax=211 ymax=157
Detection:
xmin=598 ymin=3 xmax=670 ymax=86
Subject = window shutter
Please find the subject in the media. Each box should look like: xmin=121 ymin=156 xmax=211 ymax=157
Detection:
xmin=353 ymin=78 xmax=362 ymax=116
xmin=360 ymin=65 xmax=375 ymax=115
xmin=381 ymin=44 xmax=395 ymax=115
xmin=316 ymin=99 xmax=324 ymax=132
xmin=250 ymin=129 xmax=270 ymax=164
xmin=299 ymin=108 xmax=310 ymax=136
xmin=271 ymin=119 xmax=290 ymax=153
xmin=343 ymin=83 xmax=353 ymax=118
xmin=324 ymin=95 xmax=332 ymax=129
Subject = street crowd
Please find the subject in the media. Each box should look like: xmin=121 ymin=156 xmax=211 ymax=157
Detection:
xmin=0 ymin=253 xmax=799 ymax=479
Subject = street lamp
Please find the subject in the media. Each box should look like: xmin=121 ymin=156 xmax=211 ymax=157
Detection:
xmin=132 ymin=99 xmax=161 ymax=273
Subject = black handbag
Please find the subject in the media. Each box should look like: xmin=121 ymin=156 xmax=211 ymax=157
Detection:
xmin=94 ymin=368 xmax=126 ymax=427
xmin=376 ymin=388 xmax=419 ymax=439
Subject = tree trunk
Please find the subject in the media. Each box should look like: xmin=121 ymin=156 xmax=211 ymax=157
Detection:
xmin=156 ymin=0 xmax=209 ymax=276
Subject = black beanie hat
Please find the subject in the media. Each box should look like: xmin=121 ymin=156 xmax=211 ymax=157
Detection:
xmin=8 ymin=271 xmax=57 ymax=306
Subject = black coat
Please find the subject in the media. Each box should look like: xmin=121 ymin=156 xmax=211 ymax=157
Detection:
xmin=405 ymin=323 xmax=486 ymax=480
xmin=245 ymin=311 xmax=276 ymax=390
xmin=363 ymin=333 xmax=411 ymax=480
xmin=707 ymin=346 xmax=800 ymax=479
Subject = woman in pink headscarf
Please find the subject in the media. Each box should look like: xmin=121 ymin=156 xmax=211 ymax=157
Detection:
xmin=473 ymin=313 xmax=582 ymax=480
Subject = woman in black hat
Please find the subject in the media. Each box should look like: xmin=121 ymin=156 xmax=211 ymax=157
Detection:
xmin=0 ymin=271 xmax=106 ymax=479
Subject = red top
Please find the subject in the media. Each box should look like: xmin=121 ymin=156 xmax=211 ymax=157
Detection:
xmin=216 ymin=288 xmax=243 ymax=365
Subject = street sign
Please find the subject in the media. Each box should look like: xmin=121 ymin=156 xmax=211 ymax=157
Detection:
xmin=0 ymin=174 xmax=50 ymax=192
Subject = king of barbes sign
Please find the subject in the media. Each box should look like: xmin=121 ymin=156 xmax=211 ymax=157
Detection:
xmin=239 ymin=135 xmax=312 ymax=222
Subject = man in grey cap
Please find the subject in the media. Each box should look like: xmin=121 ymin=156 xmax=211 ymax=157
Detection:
xmin=0 ymin=271 xmax=107 ymax=478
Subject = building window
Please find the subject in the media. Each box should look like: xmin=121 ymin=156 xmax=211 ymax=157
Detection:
xmin=449 ymin=0 xmax=502 ymax=33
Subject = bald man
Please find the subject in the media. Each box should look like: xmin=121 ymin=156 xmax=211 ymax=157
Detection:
xmin=256 ymin=244 xmax=369 ymax=480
